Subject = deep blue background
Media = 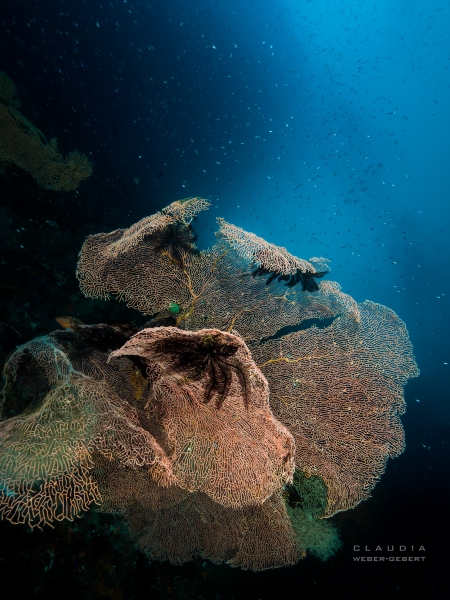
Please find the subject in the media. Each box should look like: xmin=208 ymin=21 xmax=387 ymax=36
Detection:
xmin=0 ymin=0 xmax=448 ymax=598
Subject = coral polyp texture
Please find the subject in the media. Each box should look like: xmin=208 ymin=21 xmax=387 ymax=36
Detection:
xmin=0 ymin=71 xmax=92 ymax=191
xmin=0 ymin=199 xmax=419 ymax=570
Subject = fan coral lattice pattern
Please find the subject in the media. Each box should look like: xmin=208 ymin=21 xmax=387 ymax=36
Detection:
xmin=0 ymin=200 xmax=420 ymax=570
xmin=0 ymin=329 xmax=175 ymax=528
xmin=76 ymin=197 xmax=209 ymax=301
xmin=76 ymin=206 xmax=358 ymax=341
xmin=217 ymin=217 xmax=318 ymax=275
xmin=251 ymin=301 xmax=420 ymax=516
xmin=162 ymin=197 xmax=211 ymax=223
xmin=127 ymin=489 xmax=300 ymax=571
xmin=108 ymin=327 xmax=295 ymax=508
xmin=174 ymin=248 xmax=359 ymax=338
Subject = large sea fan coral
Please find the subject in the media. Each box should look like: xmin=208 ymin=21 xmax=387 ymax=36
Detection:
xmin=0 ymin=199 xmax=419 ymax=569
xmin=108 ymin=327 xmax=295 ymax=508
xmin=0 ymin=71 xmax=92 ymax=191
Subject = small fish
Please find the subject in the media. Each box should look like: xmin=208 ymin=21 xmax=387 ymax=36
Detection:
xmin=55 ymin=316 xmax=84 ymax=329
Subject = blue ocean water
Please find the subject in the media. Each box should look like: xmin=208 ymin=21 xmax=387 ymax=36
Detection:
xmin=0 ymin=0 xmax=447 ymax=598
